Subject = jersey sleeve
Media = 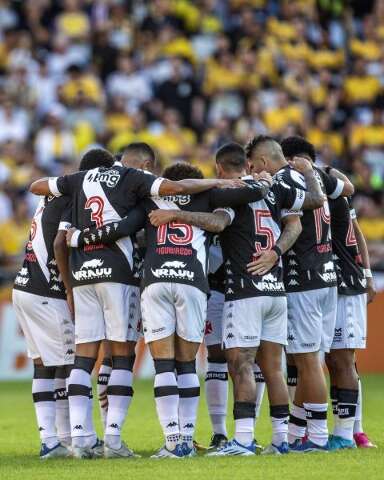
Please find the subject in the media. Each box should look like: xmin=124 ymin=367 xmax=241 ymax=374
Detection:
xmin=129 ymin=169 xmax=165 ymax=199
xmin=212 ymin=207 xmax=235 ymax=225
xmin=275 ymin=182 xmax=305 ymax=218
xmin=209 ymin=180 xmax=270 ymax=209
xmin=58 ymin=200 xmax=72 ymax=231
xmin=321 ymin=171 xmax=344 ymax=199
xmin=347 ymin=196 xmax=357 ymax=219
xmin=50 ymin=171 xmax=84 ymax=197
xmin=76 ymin=206 xmax=147 ymax=248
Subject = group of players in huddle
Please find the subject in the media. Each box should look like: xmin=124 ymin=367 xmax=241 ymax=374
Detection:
xmin=13 ymin=134 xmax=376 ymax=459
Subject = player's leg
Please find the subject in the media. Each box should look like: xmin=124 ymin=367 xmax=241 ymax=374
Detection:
xmin=253 ymin=362 xmax=265 ymax=423
xmin=12 ymin=289 xmax=71 ymax=458
xmin=353 ymin=365 xmax=376 ymax=447
xmin=54 ymin=365 xmax=71 ymax=448
xmin=97 ymin=341 xmax=112 ymax=431
xmin=204 ymin=289 xmax=228 ymax=447
xmin=286 ymin=354 xmax=298 ymax=404
xmin=142 ymin=283 xmax=183 ymax=458
xmin=174 ymin=284 xmax=207 ymax=457
xmin=209 ymin=298 xmax=260 ymax=456
xmin=175 ymin=336 xmax=201 ymax=456
xmin=100 ymin=283 xmax=140 ymax=458
xmin=286 ymin=290 xmax=329 ymax=451
xmin=258 ymin=297 xmax=290 ymax=455
xmin=69 ymin=285 xmax=103 ymax=457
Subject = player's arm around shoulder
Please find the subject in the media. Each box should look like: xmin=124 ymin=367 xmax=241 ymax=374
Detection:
xmin=148 ymin=208 xmax=233 ymax=233
xmin=326 ymin=166 xmax=355 ymax=197
xmin=290 ymin=156 xmax=324 ymax=209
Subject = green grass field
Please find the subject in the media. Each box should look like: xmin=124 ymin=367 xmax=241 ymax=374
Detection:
xmin=0 ymin=375 xmax=383 ymax=480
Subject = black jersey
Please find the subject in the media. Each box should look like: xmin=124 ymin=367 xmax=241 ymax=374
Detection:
xmin=219 ymin=177 xmax=305 ymax=301
xmin=276 ymin=165 xmax=344 ymax=292
xmin=208 ymin=235 xmax=226 ymax=294
xmin=14 ymin=196 xmax=71 ymax=299
xmin=51 ymin=163 xmax=162 ymax=287
xmin=73 ymin=180 xmax=271 ymax=294
xmin=329 ymin=196 xmax=366 ymax=295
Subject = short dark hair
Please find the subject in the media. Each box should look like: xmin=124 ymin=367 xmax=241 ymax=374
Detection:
xmin=244 ymin=135 xmax=276 ymax=159
xmin=280 ymin=136 xmax=316 ymax=162
xmin=121 ymin=142 xmax=156 ymax=167
xmin=162 ymin=162 xmax=204 ymax=181
xmin=215 ymin=142 xmax=246 ymax=171
xmin=79 ymin=148 xmax=114 ymax=171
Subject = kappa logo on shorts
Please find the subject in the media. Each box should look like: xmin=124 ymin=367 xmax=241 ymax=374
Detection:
xmin=72 ymin=258 xmax=112 ymax=281
xmin=287 ymin=334 xmax=296 ymax=341
xmin=226 ymin=332 xmax=234 ymax=339
xmin=151 ymin=261 xmax=194 ymax=281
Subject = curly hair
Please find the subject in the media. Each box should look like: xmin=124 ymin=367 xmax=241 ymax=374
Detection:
xmin=280 ymin=136 xmax=316 ymax=162
xmin=162 ymin=162 xmax=204 ymax=181
xmin=79 ymin=148 xmax=115 ymax=171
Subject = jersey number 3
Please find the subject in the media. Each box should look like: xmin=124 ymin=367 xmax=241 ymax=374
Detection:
xmin=85 ymin=196 xmax=105 ymax=228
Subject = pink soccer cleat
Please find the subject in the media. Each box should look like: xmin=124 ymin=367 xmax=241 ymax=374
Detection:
xmin=353 ymin=432 xmax=377 ymax=448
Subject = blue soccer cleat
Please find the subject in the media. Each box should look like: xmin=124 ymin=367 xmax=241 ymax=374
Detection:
xmin=151 ymin=444 xmax=185 ymax=458
xmin=289 ymin=439 xmax=329 ymax=453
xmin=262 ymin=441 xmax=289 ymax=455
xmin=328 ymin=435 xmax=356 ymax=451
xmin=181 ymin=442 xmax=197 ymax=457
xmin=206 ymin=439 xmax=257 ymax=456
xmin=40 ymin=442 xmax=72 ymax=459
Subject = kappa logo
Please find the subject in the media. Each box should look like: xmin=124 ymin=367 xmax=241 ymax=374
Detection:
xmin=109 ymin=423 xmax=120 ymax=430
xmin=227 ymin=312 xmax=233 ymax=319
xmin=287 ymin=250 xmax=296 ymax=256
xmin=226 ymin=288 xmax=234 ymax=294
xmin=166 ymin=422 xmax=178 ymax=428
xmin=19 ymin=267 xmax=28 ymax=276
xmin=48 ymin=259 xmax=57 ymax=266
xmin=226 ymin=332 xmax=234 ymax=339
xmin=227 ymin=278 xmax=234 ymax=284
xmin=226 ymin=269 xmax=233 ymax=275
xmin=73 ymin=259 xmax=112 ymax=281
xmin=288 ymin=259 xmax=298 ymax=266
xmin=73 ymin=425 xmax=83 ymax=430
xmin=50 ymin=284 xmax=61 ymax=292
xmin=288 ymin=279 xmax=300 ymax=286
xmin=227 ymin=322 xmax=234 ymax=329
xmin=151 ymin=261 xmax=194 ymax=281
xmin=358 ymin=278 xmax=367 ymax=288
xmin=66 ymin=349 xmax=75 ymax=355
xmin=287 ymin=334 xmax=296 ymax=341
xmin=183 ymin=423 xmax=194 ymax=429
xmin=288 ymin=269 xmax=298 ymax=276
xmin=87 ymin=169 xmax=121 ymax=188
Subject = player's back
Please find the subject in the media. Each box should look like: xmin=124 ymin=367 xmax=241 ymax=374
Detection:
xmin=14 ymin=195 xmax=71 ymax=299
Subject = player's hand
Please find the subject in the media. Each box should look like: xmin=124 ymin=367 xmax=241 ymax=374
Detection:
xmin=66 ymin=227 xmax=78 ymax=247
xmin=66 ymin=289 xmax=75 ymax=321
xmin=367 ymin=278 xmax=376 ymax=304
xmin=247 ymin=250 xmax=279 ymax=276
xmin=255 ymin=170 xmax=273 ymax=186
xmin=149 ymin=209 xmax=177 ymax=226
xmin=289 ymin=156 xmax=313 ymax=174
xmin=215 ymin=178 xmax=246 ymax=189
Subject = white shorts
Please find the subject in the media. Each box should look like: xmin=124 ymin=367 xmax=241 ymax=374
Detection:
xmin=12 ymin=289 xmax=74 ymax=366
xmin=73 ymin=283 xmax=141 ymax=344
xmin=331 ymin=293 xmax=367 ymax=350
xmin=286 ymin=287 xmax=337 ymax=354
xmin=141 ymin=282 xmax=207 ymax=344
xmin=222 ymin=296 xmax=287 ymax=349
xmin=205 ymin=290 xmax=225 ymax=347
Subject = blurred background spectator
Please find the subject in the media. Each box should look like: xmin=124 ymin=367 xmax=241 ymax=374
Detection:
xmin=0 ymin=0 xmax=383 ymax=287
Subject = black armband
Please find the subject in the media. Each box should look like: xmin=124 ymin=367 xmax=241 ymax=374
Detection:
xmin=272 ymin=245 xmax=282 ymax=258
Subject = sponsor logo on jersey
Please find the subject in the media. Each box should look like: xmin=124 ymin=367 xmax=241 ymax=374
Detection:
xmin=151 ymin=261 xmax=194 ymax=281
xmin=252 ymin=272 xmax=285 ymax=292
xmin=87 ymin=169 xmax=121 ymax=188
xmin=72 ymin=258 xmax=112 ymax=281
xmin=155 ymin=194 xmax=191 ymax=205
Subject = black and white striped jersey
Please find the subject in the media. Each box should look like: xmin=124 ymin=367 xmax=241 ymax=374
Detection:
xmin=329 ymin=196 xmax=366 ymax=295
xmin=213 ymin=177 xmax=305 ymax=301
xmin=13 ymin=195 xmax=71 ymax=299
xmin=72 ymin=180 xmax=271 ymax=294
xmin=276 ymin=165 xmax=344 ymax=292
xmin=49 ymin=163 xmax=162 ymax=287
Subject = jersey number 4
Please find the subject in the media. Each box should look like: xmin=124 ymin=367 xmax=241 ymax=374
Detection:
xmin=157 ymin=222 xmax=193 ymax=245
xmin=85 ymin=196 xmax=105 ymax=228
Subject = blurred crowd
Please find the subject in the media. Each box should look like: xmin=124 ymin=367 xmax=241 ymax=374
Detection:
xmin=0 ymin=0 xmax=384 ymax=285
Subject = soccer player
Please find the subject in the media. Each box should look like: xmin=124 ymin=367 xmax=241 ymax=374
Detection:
xmin=206 ymin=139 xmax=324 ymax=456
xmin=322 ymin=167 xmax=376 ymax=450
xmin=66 ymin=160 xmax=273 ymax=458
xmin=12 ymin=149 xmax=113 ymax=459
xmin=29 ymin=150 xmax=248 ymax=458
xmin=278 ymin=135 xmax=354 ymax=452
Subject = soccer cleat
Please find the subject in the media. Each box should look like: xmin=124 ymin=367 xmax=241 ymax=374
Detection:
xmin=104 ymin=441 xmax=140 ymax=458
xmin=193 ymin=439 xmax=207 ymax=451
xmin=72 ymin=446 xmax=94 ymax=459
xmin=354 ymin=432 xmax=377 ymax=448
xmin=206 ymin=439 xmax=256 ymax=456
xmin=151 ymin=444 xmax=185 ymax=458
xmin=90 ymin=439 xmax=104 ymax=458
xmin=289 ymin=439 xmax=329 ymax=453
xmin=262 ymin=442 xmax=289 ymax=455
xmin=328 ymin=435 xmax=356 ymax=451
xmin=208 ymin=433 xmax=228 ymax=450
xmin=40 ymin=442 xmax=72 ymax=459
xmin=181 ymin=442 xmax=197 ymax=457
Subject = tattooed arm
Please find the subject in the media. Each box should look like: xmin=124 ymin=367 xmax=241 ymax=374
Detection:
xmin=247 ymin=214 xmax=302 ymax=276
xmin=148 ymin=209 xmax=232 ymax=233
xmin=302 ymin=168 xmax=325 ymax=209
xmin=353 ymin=218 xmax=376 ymax=303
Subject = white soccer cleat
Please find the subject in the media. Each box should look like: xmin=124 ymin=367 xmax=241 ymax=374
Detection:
xmin=72 ymin=446 xmax=94 ymax=459
xmin=40 ymin=443 xmax=72 ymax=459
xmin=104 ymin=441 xmax=140 ymax=458
xmin=151 ymin=444 xmax=184 ymax=458
xmin=206 ymin=439 xmax=256 ymax=456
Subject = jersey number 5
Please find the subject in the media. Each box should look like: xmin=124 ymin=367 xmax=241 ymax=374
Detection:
xmin=85 ymin=196 xmax=105 ymax=228
xmin=254 ymin=210 xmax=274 ymax=253
xmin=157 ymin=222 xmax=193 ymax=245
